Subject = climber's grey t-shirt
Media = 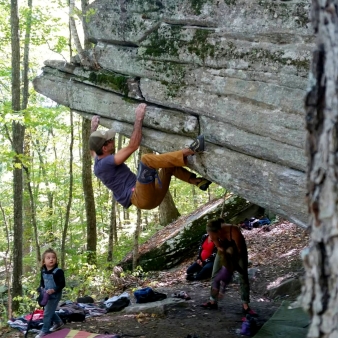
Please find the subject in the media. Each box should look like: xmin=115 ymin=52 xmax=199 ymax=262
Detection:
xmin=94 ymin=155 xmax=136 ymax=208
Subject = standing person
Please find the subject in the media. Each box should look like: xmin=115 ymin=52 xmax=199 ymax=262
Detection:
xmin=35 ymin=248 xmax=65 ymax=338
xmin=89 ymin=103 xmax=212 ymax=210
xmin=201 ymin=218 xmax=257 ymax=316
xmin=186 ymin=233 xmax=217 ymax=281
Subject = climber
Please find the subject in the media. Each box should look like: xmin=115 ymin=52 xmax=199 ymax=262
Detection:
xmin=89 ymin=103 xmax=212 ymax=210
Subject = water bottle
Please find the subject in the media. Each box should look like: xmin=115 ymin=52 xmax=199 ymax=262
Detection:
xmin=240 ymin=315 xmax=251 ymax=336
xmin=40 ymin=289 xmax=49 ymax=306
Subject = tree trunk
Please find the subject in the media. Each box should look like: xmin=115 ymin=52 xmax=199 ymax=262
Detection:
xmin=21 ymin=0 xmax=32 ymax=110
xmin=113 ymin=201 xmax=118 ymax=243
xmin=76 ymin=0 xmax=97 ymax=264
xmin=191 ymin=184 xmax=197 ymax=209
xmin=132 ymin=150 xmax=142 ymax=270
xmin=159 ymin=191 xmax=180 ymax=227
xmin=0 ymin=202 xmax=12 ymax=316
xmin=81 ymin=0 xmax=90 ymax=49
xmin=82 ymin=118 xmax=97 ymax=265
xmin=34 ymin=138 xmax=54 ymax=217
xmin=11 ymin=0 xmax=24 ymax=314
xmin=61 ymin=111 xmax=74 ymax=268
xmin=69 ymin=0 xmax=94 ymax=68
xmin=107 ymin=194 xmax=116 ymax=262
xmin=302 ymin=1 xmax=338 ymax=337
xmin=24 ymin=168 xmax=40 ymax=267
xmin=132 ymin=208 xmax=142 ymax=271
xmin=22 ymin=0 xmax=34 ymax=269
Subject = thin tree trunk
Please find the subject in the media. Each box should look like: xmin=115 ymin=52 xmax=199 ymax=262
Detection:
xmin=107 ymin=194 xmax=116 ymax=262
xmin=69 ymin=0 xmax=94 ymax=68
xmin=81 ymin=0 xmax=90 ymax=49
xmin=159 ymin=191 xmax=180 ymax=226
xmin=11 ymin=0 xmax=24 ymax=314
xmin=22 ymin=0 xmax=34 ymax=269
xmin=132 ymin=208 xmax=142 ymax=271
xmin=0 ymin=203 xmax=10 ymax=256
xmin=21 ymin=0 xmax=32 ymax=110
xmin=132 ymin=150 xmax=142 ymax=270
xmin=61 ymin=111 xmax=74 ymax=268
xmin=115 ymin=134 xmax=123 ymax=231
xmin=23 ymin=167 xmax=40 ymax=266
xmin=113 ymin=201 xmax=118 ymax=243
xmin=34 ymin=139 xmax=54 ymax=215
xmin=301 ymin=1 xmax=338 ymax=337
xmin=0 ymin=202 xmax=12 ymax=317
xmin=82 ymin=118 xmax=97 ymax=265
xmin=191 ymin=184 xmax=197 ymax=209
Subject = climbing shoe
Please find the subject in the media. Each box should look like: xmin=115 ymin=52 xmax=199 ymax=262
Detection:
xmin=189 ymin=135 xmax=205 ymax=153
xmin=196 ymin=178 xmax=212 ymax=191
xmin=201 ymin=301 xmax=218 ymax=310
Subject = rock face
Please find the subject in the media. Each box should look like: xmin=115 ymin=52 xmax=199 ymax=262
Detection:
xmin=32 ymin=0 xmax=313 ymax=227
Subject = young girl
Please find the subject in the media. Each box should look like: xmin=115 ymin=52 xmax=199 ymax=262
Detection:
xmin=35 ymin=248 xmax=65 ymax=338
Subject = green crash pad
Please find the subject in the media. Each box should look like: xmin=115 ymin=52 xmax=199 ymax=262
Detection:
xmin=253 ymin=301 xmax=310 ymax=338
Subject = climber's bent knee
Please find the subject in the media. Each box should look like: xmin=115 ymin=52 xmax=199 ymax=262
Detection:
xmin=137 ymin=161 xmax=158 ymax=184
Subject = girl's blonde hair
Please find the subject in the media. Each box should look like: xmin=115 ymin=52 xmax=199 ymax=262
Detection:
xmin=41 ymin=248 xmax=58 ymax=268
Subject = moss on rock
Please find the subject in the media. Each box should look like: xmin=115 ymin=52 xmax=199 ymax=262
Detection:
xmin=143 ymin=25 xmax=183 ymax=58
xmin=88 ymin=71 xmax=129 ymax=96
xmin=187 ymin=29 xmax=215 ymax=62
xmin=257 ymin=0 xmax=310 ymax=27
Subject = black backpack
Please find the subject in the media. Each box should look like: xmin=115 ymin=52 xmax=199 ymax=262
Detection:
xmin=106 ymin=297 xmax=130 ymax=312
xmin=134 ymin=287 xmax=167 ymax=303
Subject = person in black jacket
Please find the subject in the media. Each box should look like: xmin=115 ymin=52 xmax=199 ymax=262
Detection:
xmin=186 ymin=234 xmax=217 ymax=281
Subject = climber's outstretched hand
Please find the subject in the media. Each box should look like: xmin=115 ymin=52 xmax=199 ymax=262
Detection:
xmin=91 ymin=115 xmax=100 ymax=133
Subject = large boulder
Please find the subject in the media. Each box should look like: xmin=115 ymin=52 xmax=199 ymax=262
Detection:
xmin=33 ymin=0 xmax=313 ymax=227
xmin=120 ymin=196 xmax=260 ymax=271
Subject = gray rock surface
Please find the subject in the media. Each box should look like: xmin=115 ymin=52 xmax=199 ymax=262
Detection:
xmin=33 ymin=0 xmax=313 ymax=227
xmin=267 ymin=278 xmax=302 ymax=299
xmin=124 ymin=298 xmax=188 ymax=315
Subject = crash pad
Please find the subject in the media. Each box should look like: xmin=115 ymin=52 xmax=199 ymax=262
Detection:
xmin=253 ymin=301 xmax=310 ymax=338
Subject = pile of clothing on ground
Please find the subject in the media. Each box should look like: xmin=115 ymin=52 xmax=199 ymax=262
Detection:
xmin=8 ymin=287 xmax=171 ymax=334
xmin=8 ymin=309 xmax=45 ymax=334
xmin=7 ymin=293 xmax=127 ymax=334
xmin=240 ymin=217 xmax=271 ymax=230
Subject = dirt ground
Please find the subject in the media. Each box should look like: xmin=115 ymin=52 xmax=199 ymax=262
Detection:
xmin=2 ymin=221 xmax=309 ymax=338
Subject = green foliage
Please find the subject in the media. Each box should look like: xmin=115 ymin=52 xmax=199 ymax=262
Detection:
xmin=53 ymin=36 xmax=68 ymax=54
xmin=84 ymin=8 xmax=97 ymax=24
xmin=65 ymin=259 xmax=114 ymax=300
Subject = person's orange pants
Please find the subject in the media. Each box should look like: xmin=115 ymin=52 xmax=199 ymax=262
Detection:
xmin=130 ymin=150 xmax=195 ymax=210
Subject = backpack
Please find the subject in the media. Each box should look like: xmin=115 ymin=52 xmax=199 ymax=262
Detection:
xmin=134 ymin=287 xmax=167 ymax=303
xmin=106 ymin=297 xmax=130 ymax=312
